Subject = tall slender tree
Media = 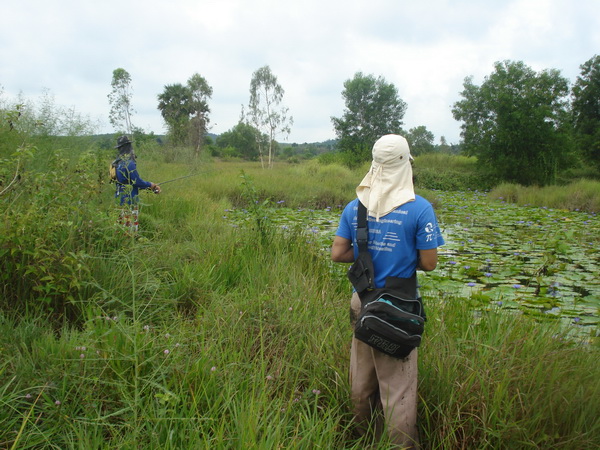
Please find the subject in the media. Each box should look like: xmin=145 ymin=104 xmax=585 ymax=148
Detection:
xmin=187 ymin=73 xmax=213 ymax=156
xmin=247 ymin=66 xmax=292 ymax=169
xmin=108 ymin=68 xmax=134 ymax=135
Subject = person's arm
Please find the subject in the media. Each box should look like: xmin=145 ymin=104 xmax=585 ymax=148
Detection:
xmin=125 ymin=161 xmax=152 ymax=190
xmin=126 ymin=161 xmax=160 ymax=193
xmin=331 ymin=236 xmax=355 ymax=263
xmin=417 ymin=248 xmax=438 ymax=271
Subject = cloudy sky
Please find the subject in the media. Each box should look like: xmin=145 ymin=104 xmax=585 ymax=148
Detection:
xmin=1 ymin=0 xmax=598 ymax=144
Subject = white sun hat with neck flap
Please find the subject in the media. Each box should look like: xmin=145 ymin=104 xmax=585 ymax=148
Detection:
xmin=356 ymin=134 xmax=415 ymax=221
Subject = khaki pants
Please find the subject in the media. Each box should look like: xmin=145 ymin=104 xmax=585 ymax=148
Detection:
xmin=350 ymin=292 xmax=420 ymax=449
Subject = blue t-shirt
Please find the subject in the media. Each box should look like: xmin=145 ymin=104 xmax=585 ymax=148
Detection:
xmin=115 ymin=158 xmax=152 ymax=205
xmin=336 ymin=196 xmax=445 ymax=287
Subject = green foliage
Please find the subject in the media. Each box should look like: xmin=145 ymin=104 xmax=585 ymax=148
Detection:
xmin=419 ymin=297 xmax=600 ymax=449
xmin=238 ymin=170 xmax=274 ymax=241
xmin=215 ymin=121 xmax=266 ymax=160
xmin=453 ymin=60 xmax=573 ymax=186
xmin=489 ymin=179 xmax=600 ymax=212
xmin=157 ymin=73 xmax=213 ymax=148
xmin=0 ymin=143 xmax=121 ymax=318
xmin=413 ymin=153 xmax=492 ymax=191
xmin=572 ymin=55 xmax=600 ymax=171
xmin=332 ymin=72 xmax=406 ymax=161
xmin=406 ymin=125 xmax=435 ymax=155
xmin=195 ymin=161 xmax=360 ymax=209
xmin=157 ymin=83 xmax=192 ymax=145
xmin=187 ymin=73 xmax=213 ymax=153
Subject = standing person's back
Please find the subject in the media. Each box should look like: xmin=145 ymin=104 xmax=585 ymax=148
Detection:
xmin=113 ymin=135 xmax=160 ymax=235
xmin=331 ymin=134 xmax=444 ymax=448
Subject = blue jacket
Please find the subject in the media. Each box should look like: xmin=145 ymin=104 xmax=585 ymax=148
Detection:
xmin=115 ymin=157 xmax=152 ymax=205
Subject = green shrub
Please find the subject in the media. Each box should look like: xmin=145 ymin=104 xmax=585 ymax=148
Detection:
xmin=0 ymin=145 xmax=121 ymax=318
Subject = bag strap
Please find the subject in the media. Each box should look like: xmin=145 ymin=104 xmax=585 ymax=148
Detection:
xmin=356 ymin=201 xmax=369 ymax=253
xmin=356 ymin=201 xmax=375 ymax=290
xmin=353 ymin=201 xmax=418 ymax=296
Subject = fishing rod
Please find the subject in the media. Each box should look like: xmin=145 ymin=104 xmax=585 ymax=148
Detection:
xmin=150 ymin=170 xmax=213 ymax=193
xmin=156 ymin=173 xmax=201 ymax=186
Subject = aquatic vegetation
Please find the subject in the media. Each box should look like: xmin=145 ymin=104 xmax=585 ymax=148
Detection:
xmin=225 ymin=189 xmax=600 ymax=338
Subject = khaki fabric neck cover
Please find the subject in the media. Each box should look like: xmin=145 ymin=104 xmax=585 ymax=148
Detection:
xmin=356 ymin=134 xmax=415 ymax=221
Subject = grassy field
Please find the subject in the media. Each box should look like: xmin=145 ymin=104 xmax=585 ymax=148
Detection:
xmin=1 ymin=142 xmax=599 ymax=448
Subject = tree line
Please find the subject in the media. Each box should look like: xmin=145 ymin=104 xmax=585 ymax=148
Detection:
xmin=109 ymin=54 xmax=600 ymax=184
xmin=109 ymin=65 xmax=292 ymax=169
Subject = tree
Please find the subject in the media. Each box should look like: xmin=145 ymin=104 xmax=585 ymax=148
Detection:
xmin=187 ymin=73 xmax=213 ymax=155
xmin=571 ymin=55 xmax=600 ymax=171
xmin=331 ymin=72 xmax=407 ymax=163
xmin=406 ymin=126 xmax=435 ymax=156
xmin=157 ymin=83 xmax=191 ymax=145
xmin=157 ymin=75 xmax=213 ymax=149
xmin=247 ymin=65 xmax=293 ymax=169
xmin=452 ymin=60 xmax=571 ymax=186
xmin=108 ymin=68 xmax=134 ymax=135
xmin=216 ymin=121 xmax=266 ymax=160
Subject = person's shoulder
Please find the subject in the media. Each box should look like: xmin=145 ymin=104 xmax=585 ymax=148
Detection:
xmin=411 ymin=194 xmax=433 ymax=207
xmin=343 ymin=198 xmax=359 ymax=209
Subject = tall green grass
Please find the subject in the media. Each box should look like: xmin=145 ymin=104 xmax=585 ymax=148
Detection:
xmin=1 ymin=141 xmax=599 ymax=448
xmin=419 ymin=296 xmax=599 ymax=448
xmin=490 ymin=179 xmax=600 ymax=212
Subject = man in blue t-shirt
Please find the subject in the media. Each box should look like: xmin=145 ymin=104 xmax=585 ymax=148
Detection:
xmin=331 ymin=134 xmax=444 ymax=448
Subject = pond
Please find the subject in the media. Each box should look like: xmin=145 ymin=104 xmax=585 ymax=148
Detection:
xmin=422 ymin=191 xmax=599 ymax=334
xmin=224 ymin=190 xmax=599 ymax=341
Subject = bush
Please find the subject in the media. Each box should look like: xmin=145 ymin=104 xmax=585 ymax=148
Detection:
xmin=412 ymin=153 xmax=491 ymax=191
xmin=0 ymin=144 xmax=121 ymax=319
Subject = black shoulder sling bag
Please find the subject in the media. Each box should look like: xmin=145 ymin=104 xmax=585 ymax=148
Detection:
xmin=348 ymin=201 xmax=426 ymax=359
